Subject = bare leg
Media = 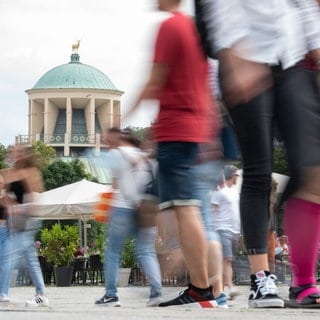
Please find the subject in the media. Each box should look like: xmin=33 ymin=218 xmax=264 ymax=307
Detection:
xmin=248 ymin=254 xmax=269 ymax=274
xmin=208 ymin=241 xmax=223 ymax=297
xmin=174 ymin=205 xmax=209 ymax=288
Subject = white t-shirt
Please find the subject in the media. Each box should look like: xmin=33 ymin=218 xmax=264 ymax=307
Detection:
xmin=101 ymin=146 xmax=153 ymax=209
xmin=210 ymin=185 xmax=241 ymax=234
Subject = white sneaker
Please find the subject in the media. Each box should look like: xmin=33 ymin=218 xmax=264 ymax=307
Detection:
xmin=0 ymin=295 xmax=10 ymax=302
xmin=146 ymin=296 xmax=163 ymax=307
xmin=26 ymin=295 xmax=49 ymax=307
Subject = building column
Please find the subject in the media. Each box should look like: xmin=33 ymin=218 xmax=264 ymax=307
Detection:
xmin=66 ymin=97 xmax=72 ymax=134
xmin=44 ymin=98 xmax=49 ymax=137
xmin=89 ymin=98 xmax=95 ymax=135
xmin=110 ymin=100 xmax=114 ymax=128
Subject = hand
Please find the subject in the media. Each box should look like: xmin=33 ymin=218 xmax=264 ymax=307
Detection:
xmin=218 ymin=49 xmax=273 ymax=108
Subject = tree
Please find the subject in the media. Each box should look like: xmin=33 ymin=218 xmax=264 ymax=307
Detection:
xmin=31 ymin=140 xmax=56 ymax=168
xmin=41 ymin=158 xmax=93 ymax=190
xmin=273 ymin=146 xmax=289 ymax=176
xmin=123 ymin=126 xmax=148 ymax=141
xmin=0 ymin=143 xmax=8 ymax=169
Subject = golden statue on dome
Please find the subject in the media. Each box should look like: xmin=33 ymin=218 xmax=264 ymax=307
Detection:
xmin=72 ymin=40 xmax=81 ymax=54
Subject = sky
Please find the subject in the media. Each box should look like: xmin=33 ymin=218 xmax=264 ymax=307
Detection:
xmin=0 ymin=0 xmax=194 ymax=147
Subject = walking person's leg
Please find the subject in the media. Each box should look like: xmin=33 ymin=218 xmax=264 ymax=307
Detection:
xmin=95 ymin=207 xmax=134 ymax=307
xmin=23 ymin=230 xmax=48 ymax=306
xmin=229 ymin=89 xmax=284 ymax=308
xmin=136 ymin=226 xmax=162 ymax=306
xmin=192 ymin=161 xmax=226 ymax=307
xmin=157 ymin=142 xmax=216 ymax=308
xmin=0 ymin=226 xmax=12 ymax=302
xmin=275 ymin=66 xmax=320 ymax=308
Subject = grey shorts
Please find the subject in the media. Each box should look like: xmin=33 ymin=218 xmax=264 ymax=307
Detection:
xmin=217 ymin=229 xmax=240 ymax=259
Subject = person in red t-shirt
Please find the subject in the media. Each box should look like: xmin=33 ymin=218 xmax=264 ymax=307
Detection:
xmin=124 ymin=0 xmax=217 ymax=308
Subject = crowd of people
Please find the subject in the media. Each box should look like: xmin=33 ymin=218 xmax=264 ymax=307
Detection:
xmin=1 ymin=0 xmax=320 ymax=311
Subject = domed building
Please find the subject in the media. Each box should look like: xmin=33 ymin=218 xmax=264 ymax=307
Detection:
xmin=18 ymin=49 xmax=123 ymax=159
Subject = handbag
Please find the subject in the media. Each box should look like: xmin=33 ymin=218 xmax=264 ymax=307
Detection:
xmin=136 ymin=163 xmax=159 ymax=228
xmin=118 ymin=149 xmax=159 ymax=228
xmin=93 ymin=191 xmax=114 ymax=223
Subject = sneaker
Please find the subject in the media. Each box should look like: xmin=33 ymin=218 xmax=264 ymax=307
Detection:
xmin=146 ymin=296 xmax=163 ymax=307
xmin=158 ymin=284 xmax=217 ymax=308
xmin=0 ymin=295 xmax=10 ymax=302
xmin=226 ymin=286 xmax=240 ymax=300
xmin=25 ymin=295 xmax=49 ymax=307
xmin=248 ymin=270 xmax=284 ymax=308
xmin=95 ymin=294 xmax=121 ymax=307
xmin=215 ymin=292 xmax=229 ymax=308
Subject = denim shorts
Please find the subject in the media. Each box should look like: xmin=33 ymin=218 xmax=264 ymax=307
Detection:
xmin=157 ymin=142 xmax=201 ymax=210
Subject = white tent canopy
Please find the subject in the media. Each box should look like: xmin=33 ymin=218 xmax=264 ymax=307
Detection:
xmin=235 ymin=170 xmax=290 ymax=194
xmin=35 ymin=179 xmax=112 ymax=220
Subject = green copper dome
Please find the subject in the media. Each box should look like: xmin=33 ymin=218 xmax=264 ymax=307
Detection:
xmin=32 ymin=54 xmax=119 ymax=90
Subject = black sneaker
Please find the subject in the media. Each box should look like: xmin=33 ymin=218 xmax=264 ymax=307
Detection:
xmin=95 ymin=294 xmax=121 ymax=307
xmin=159 ymin=284 xmax=217 ymax=308
xmin=248 ymin=270 xmax=284 ymax=308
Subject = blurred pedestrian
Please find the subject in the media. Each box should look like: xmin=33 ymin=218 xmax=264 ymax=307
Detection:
xmin=95 ymin=130 xmax=162 ymax=307
xmin=207 ymin=0 xmax=320 ymax=308
xmin=1 ymin=145 xmax=48 ymax=307
xmin=211 ymin=165 xmax=241 ymax=301
xmin=0 ymin=174 xmax=11 ymax=303
xmin=124 ymin=0 xmax=217 ymax=308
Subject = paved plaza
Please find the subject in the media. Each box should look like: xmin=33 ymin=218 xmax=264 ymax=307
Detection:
xmin=0 ymin=284 xmax=319 ymax=320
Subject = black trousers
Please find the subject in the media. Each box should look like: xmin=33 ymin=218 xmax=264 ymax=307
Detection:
xmin=224 ymin=66 xmax=320 ymax=254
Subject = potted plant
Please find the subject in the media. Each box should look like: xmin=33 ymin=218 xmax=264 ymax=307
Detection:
xmin=118 ymin=238 xmax=137 ymax=287
xmin=40 ymin=223 xmax=79 ymax=286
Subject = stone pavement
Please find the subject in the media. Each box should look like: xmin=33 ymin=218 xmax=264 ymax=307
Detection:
xmin=0 ymin=284 xmax=319 ymax=320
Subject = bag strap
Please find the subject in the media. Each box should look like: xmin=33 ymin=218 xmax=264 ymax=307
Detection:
xmin=117 ymin=148 xmax=155 ymax=205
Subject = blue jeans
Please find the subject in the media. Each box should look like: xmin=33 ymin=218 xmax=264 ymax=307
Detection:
xmin=192 ymin=160 xmax=223 ymax=242
xmin=104 ymin=207 xmax=162 ymax=298
xmin=10 ymin=230 xmax=46 ymax=295
xmin=0 ymin=223 xmax=11 ymax=297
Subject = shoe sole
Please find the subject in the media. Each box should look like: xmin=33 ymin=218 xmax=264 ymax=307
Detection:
xmin=95 ymin=302 xmax=121 ymax=307
xmin=249 ymin=298 xmax=284 ymax=308
xmin=159 ymin=300 xmax=217 ymax=308
xmin=25 ymin=303 xmax=50 ymax=307
xmin=285 ymin=299 xmax=320 ymax=309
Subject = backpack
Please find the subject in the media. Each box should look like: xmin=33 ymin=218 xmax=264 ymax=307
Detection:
xmin=118 ymin=149 xmax=159 ymax=228
xmin=194 ymin=0 xmax=216 ymax=59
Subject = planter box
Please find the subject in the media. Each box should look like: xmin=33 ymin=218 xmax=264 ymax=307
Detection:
xmin=117 ymin=268 xmax=131 ymax=287
xmin=10 ymin=269 xmax=19 ymax=287
xmin=54 ymin=266 xmax=73 ymax=287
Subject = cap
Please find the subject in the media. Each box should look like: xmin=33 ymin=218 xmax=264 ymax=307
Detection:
xmin=223 ymin=165 xmax=239 ymax=180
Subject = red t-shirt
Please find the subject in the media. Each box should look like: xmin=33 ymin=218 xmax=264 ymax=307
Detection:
xmin=152 ymin=12 xmax=212 ymax=143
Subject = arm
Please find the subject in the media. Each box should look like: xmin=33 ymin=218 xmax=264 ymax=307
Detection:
xmin=297 ymin=0 xmax=320 ymax=62
xmin=122 ymin=62 xmax=169 ymax=121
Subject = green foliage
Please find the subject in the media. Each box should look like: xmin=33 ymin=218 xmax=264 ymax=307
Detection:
xmin=87 ymin=222 xmax=107 ymax=259
xmin=121 ymin=238 xmax=137 ymax=268
xmin=31 ymin=141 xmax=56 ymax=168
xmin=41 ymin=158 xmax=93 ymax=190
xmin=123 ymin=126 xmax=148 ymax=141
xmin=40 ymin=223 xmax=79 ymax=267
xmin=0 ymin=144 xmax=8 ymax=169
xmin=273 ymin=146 xmax=289 ymax=176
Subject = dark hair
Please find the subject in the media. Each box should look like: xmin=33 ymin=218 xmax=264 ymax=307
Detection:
xmin=14 ymin=146 xmax=38 ymax=169
xmin=120 ymin=130 xmax=142 ymax=148
xmin=107 ymin=127 xmax=121 ymax=134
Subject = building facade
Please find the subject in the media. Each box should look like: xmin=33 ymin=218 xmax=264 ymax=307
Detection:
xmin=17 ymin=51 xmax=123 ymax=158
